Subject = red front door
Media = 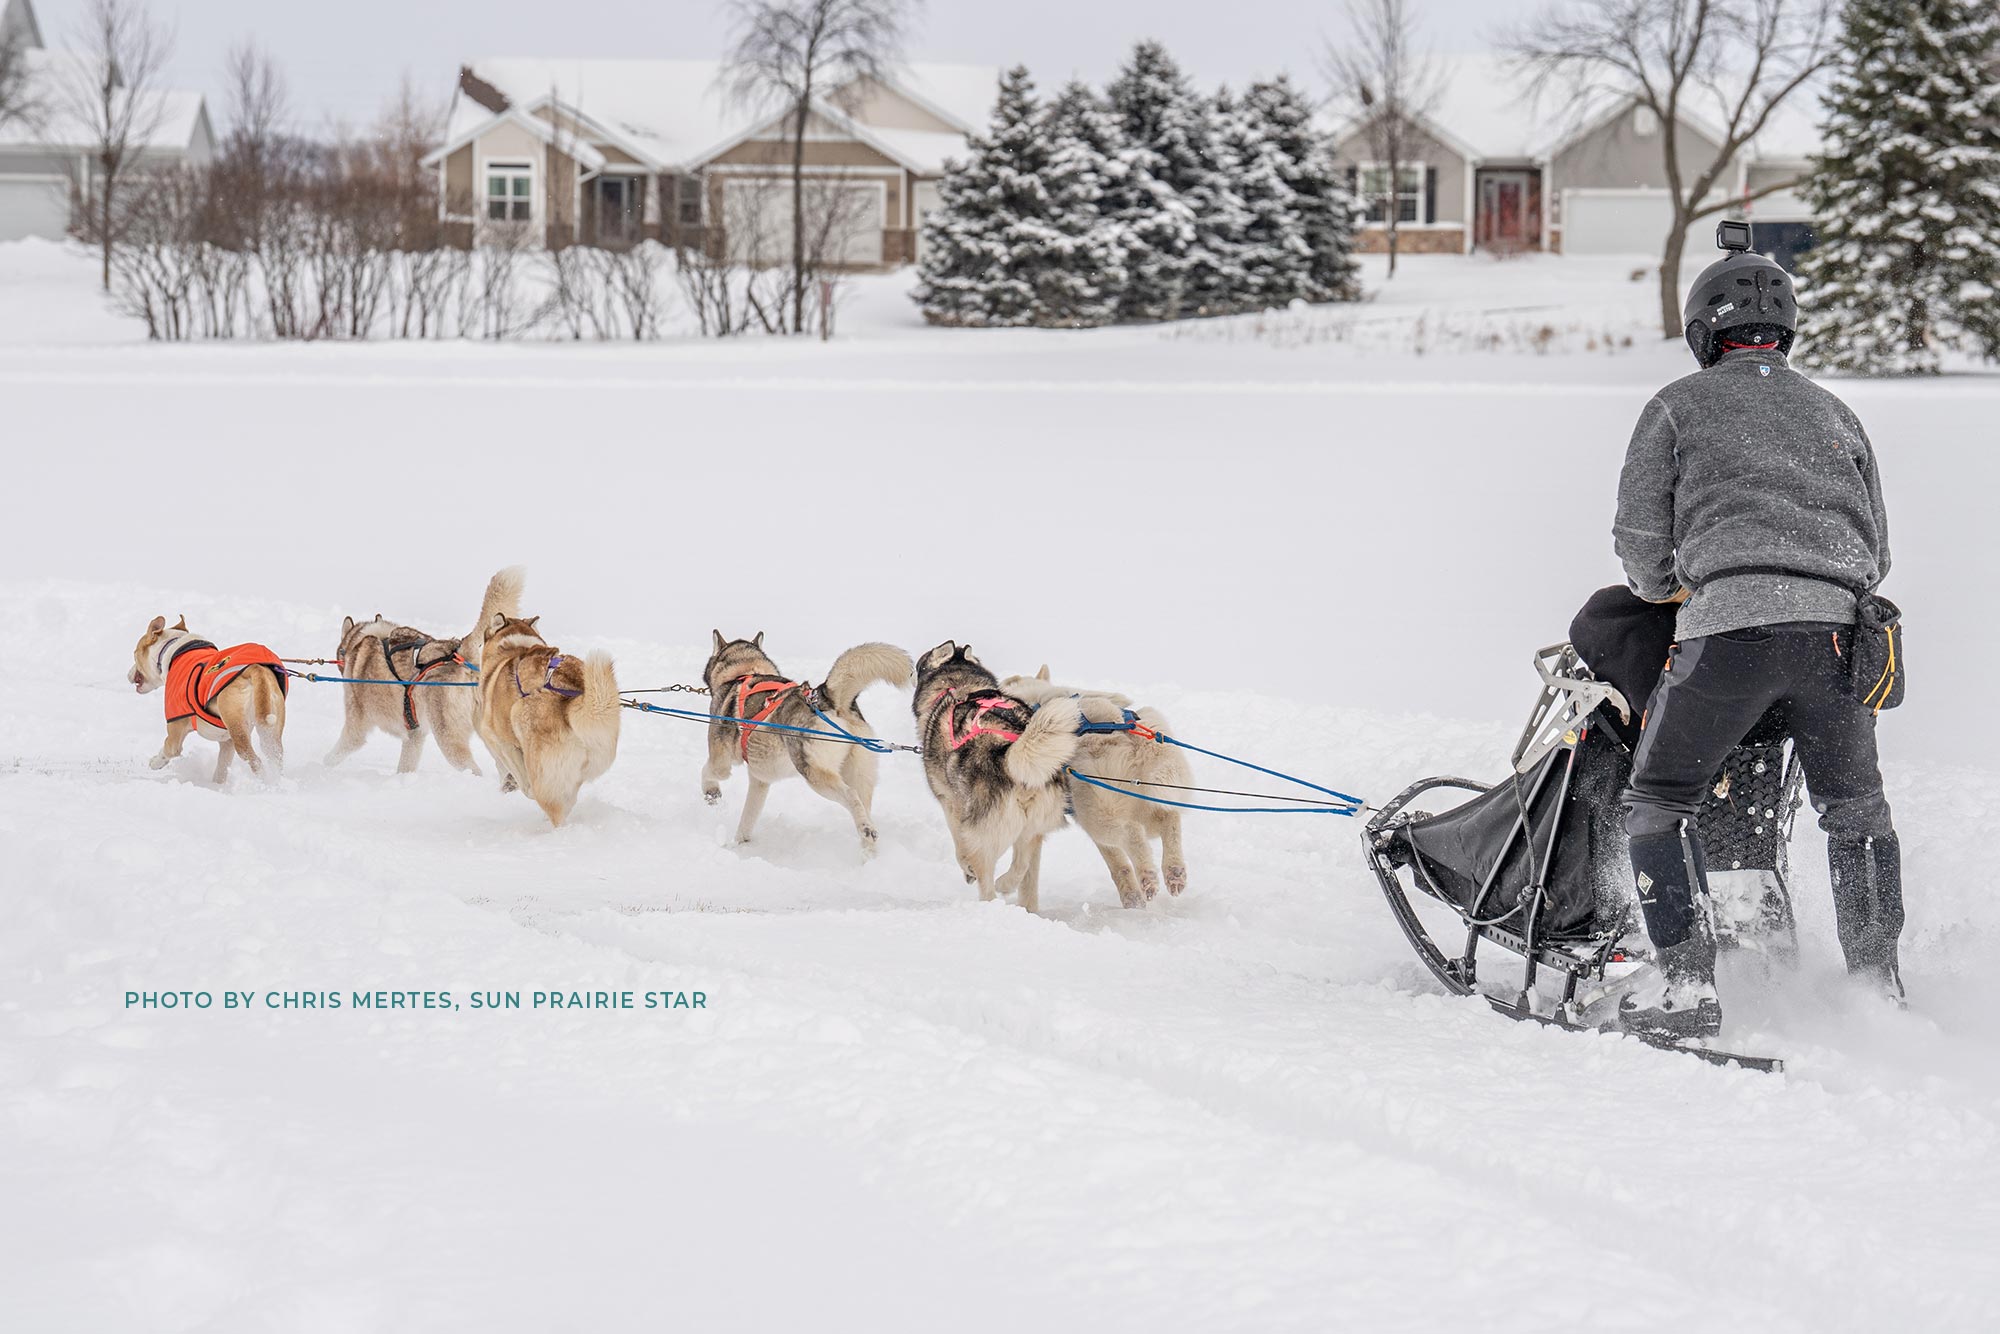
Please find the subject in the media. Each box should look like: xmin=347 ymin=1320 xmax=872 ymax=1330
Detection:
xmin=1478 ymin=172 xmax=1537 ymax=252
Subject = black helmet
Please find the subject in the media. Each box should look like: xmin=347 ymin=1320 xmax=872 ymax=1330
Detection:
xmin=1683 ymin=231 xmax=1797 ymax=368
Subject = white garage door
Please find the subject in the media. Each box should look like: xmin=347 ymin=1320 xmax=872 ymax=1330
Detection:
xmin=723 ymin=178 xmax=884 ymax=267
xmin=1561 ymin=191 xmax=1676 ymax=255
xmin=0 ymin=176 xmax=72 ymax=242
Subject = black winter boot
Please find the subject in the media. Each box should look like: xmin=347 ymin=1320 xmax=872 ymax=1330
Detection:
xmin=1829 ymin=833 xmax=1906 ymax=999
xmin=1620 ymin=822 xmax=1722 ymax=1040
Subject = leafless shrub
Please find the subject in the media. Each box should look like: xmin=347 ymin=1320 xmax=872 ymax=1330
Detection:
xmin=60 ymin=0 xmax=174 ymax=291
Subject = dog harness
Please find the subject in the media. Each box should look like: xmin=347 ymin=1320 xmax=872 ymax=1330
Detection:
xmin=929 ymin=687 xmax=1025 ymax=750
xmin=163 ymin=641 xmax=287 ymax=729
xmin=514 ymin=653 xmax=583 ymax=701
xmin=379 ymin=635 xmax=468 ymax=730
xmin=727 ymin=675 xmax=808 ymax=758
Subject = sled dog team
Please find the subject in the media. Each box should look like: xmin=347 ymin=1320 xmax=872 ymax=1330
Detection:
xmin=127 ymin=567 xmax=1191 ymax=913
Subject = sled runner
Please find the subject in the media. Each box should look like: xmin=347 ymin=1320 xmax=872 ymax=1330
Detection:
xmin=1362 ymin=641 xmax=1802 ymax=1071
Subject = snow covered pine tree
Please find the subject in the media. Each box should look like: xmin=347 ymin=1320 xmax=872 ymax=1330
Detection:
xmin=1035 ymin=82 xmax=1130 ymax=326
xmin=915 ymin=67 xmax=1057 ymax=327
xmin=1105 ymin=42 xmax=1202 ymax=321
xmin=1246 ymin=76 xmax=1362 ymax=305
xmin=1213 ymin=87 xmax=1306 ymax=311
xmin=1796 ymin=0 xmax=2000 ymax=374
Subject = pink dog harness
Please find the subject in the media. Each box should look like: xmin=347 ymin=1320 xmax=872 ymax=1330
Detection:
xmin=930 ymin=688 xmax=1024 ymax=749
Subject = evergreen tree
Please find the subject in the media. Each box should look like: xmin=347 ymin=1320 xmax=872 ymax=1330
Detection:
xmin=1246 ymin=76 xmax=1361 ymax=304
xmin=1795 ymin=0 xmax=2000 ymax=374
xmin=1175 ymin=88 xmax=1255 ymax=317
xmin=1214 ymin=86 xmax=1309 ymax=311
xmin=1104 ymin=41 xmax=1201 ymax=321
xmin=914 ymin=66 xmax=1055 ymax=327
xmin=1034 ymin=81 xmax=1129 ymax=327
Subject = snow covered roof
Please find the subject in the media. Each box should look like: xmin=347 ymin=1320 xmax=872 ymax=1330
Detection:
xmin=434 ymin=57 xmax=995 ymax=174
xmin=0 ymin=47 xmax=211 ymax=154
xmin=1331 ymin=52 xmax=1827 ymax=167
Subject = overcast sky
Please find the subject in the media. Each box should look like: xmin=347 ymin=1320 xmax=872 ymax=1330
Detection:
xmin=30 ymin=0 xmax=1548 ymax=133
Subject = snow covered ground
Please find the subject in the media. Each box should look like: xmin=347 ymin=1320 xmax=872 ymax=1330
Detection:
xmin=4 ymin=239 xmax=1999 ymax=1331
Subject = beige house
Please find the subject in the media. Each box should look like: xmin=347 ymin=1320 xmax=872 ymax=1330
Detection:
xmin=423 ymin=57 xmax=997 ymax=267
xmin=1327 ymin=55 xmax=1820 ymax=267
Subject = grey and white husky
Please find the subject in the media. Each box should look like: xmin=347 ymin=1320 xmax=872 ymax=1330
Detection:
xmin=913 ymin=642 xmax=1081 ymax=913
xmin=324 ymin=615 xmax=482 ymax=775
xmin=1002 ymin=667 xmax=1191 ymax=909
xmin=701 ymin=632 xmax=913 ymax=854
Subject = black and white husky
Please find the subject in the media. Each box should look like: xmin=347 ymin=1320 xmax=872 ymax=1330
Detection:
xmin=701 ymin=632 xmax=912 ymax=854
xmin=1002 ymin=667 xmax=1191 ymax=909
xmin=913 ymin=642 xmax=1081 ymax=913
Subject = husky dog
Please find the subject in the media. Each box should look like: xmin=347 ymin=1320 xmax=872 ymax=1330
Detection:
xmin=128 ymin=615 xmax=287 ymax=783
xmin=1003 ymin=667 xmax=1191 ymax=909
xmin=323 ymin=615 xmax=481 ymax=775
xmin=913 ymin=642 xmax=1081 ymax=913
xmin=470 ymin=567 xmax=620 ymax=828
xmin=701 ymin=632 xmax=912 ymax=854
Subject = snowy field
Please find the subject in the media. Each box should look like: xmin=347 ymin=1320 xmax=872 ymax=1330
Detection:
xmin=4 ymin=239 xmax=1999 ymax=1331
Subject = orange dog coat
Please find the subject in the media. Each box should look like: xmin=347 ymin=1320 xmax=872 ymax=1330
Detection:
xmin=164 ymin=642 xmax=287 ymax=729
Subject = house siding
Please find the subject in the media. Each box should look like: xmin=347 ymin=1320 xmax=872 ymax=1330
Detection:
xmin=1551 ymin=103 xmax=1724 ymax=192
xmin=1327 ymin=121 xmax=1470 ymax=225
xmin=838 ymin=76 xmax=962 ymax=134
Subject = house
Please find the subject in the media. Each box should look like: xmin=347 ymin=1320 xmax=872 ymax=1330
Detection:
xmin=423 ymin=56 xmax=998 ymax=266
xmin=1325 ymin=54 xmax=1820 ymax=265
xmin=0 ymin=0 xmax=215 ymax=242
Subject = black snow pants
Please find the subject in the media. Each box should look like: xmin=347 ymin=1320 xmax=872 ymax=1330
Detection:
xmin=1624 ymin=622 xmax=1895 ymax=841
xmin=1623 ymin=622 xmax=1902 ymax=971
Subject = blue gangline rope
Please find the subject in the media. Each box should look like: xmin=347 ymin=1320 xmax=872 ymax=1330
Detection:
xmin=620 ymin=697 xmax=919 ymax=754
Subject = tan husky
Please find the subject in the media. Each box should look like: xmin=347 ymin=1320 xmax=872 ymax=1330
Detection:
xmin=700 ymin=632 xmax=913 ymax=854
xmin=1002 ymin=667 xmax=1191 ymax=909
xmin=470 ymin=567 xmax=620 ymax=828
xmin=128 ymin=616 xmax=288 ymax=783
xmin=323 ymin=615 xmax=482 ymax=775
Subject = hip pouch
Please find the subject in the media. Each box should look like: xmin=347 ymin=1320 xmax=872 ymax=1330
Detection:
xmin=1844 ymin=593 xmax=1905 ymax=712
xmin=1693 ymin=566 xmax=1906 ymax=712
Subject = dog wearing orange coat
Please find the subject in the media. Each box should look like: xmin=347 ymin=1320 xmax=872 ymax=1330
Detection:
xmin=128 ymin=615 xmax=288 ymax=783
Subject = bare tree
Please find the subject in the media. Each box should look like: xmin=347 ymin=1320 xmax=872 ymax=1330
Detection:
xmin=220 ymin=39 xmax=287 ymax=175
xmin=59 ymin=0 xmax=174 ymax=290
xmin=1508 ymin=0 xmax=1842 ymax=338
xmin=722 ymin=0 xmax=915 ymax=332
xmin=1325 ymin=0 xmax=1439 ymax=279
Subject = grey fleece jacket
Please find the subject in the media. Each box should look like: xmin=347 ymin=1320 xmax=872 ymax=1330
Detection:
xmin=1614 ymin=347 xmax=1891 ymax=640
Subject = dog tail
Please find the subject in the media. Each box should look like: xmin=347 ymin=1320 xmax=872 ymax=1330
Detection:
xmin=572 ymin=650 xmax=622 ymax=758
xmin=1005 ymin=695 xmax=1081 ymax=787
xmin=822 ymin=642 xmax=913 ymax=717
xmin=467 ymin=566 xmax=525 ymax=666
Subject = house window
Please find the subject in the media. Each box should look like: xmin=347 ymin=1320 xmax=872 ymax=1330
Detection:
xmin=674 ymin=173 xmax=705 ymax=228
xmin=485 ymin=161 xmax=533 ymax=223
xmin=1359 ymin=163 xmax=1425 ymax=225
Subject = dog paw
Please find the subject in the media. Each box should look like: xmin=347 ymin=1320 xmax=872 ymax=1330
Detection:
xmin=500 ymin=774 xmax=518 ymax=793
xmin=147 ymin=754 xmax=168 ymax=770
xmin=1118 ymin=888 xmax=1146 ymax=909
xmin=1140 ymin=871 xmax=1162 ymax=901
xmin=1165 ymin=866 xmax=1188 ymax=896
xmin=702 ymin=786 xmax=721 ymax=806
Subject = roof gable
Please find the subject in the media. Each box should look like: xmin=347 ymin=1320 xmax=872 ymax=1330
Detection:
xmin=0 ymin=0 xmax=43 ymax=52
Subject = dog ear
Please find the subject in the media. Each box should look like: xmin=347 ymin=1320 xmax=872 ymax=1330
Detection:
xmin=1036 ymin=664 xmax=1050 ymax=681
xmin=753 ymin=631 xmax=765 ymax=649
xmin=342 ymin=615 xmax=355 ymax=633
xmin=173 ymin=615 xmax=187 ymax=631
xmin=488 ymin=611 xmax=507 ymax=632
xmin=711 ymin=629 xmax=724 ymax=655
xmin=525 ymin=616 xmax=540 ymax=629
xmin=147 ymin=615 xmax=166 ymax=634
xmin=955 ymin=643 xmax=971 ymax=661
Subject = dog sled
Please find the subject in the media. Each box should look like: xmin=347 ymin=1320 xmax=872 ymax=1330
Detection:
xmin=1362 ymin=595 xmax=1805 ymax=1070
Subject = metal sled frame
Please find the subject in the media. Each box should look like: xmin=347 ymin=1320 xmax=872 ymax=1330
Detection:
xmin=1362 ymin=644 xmax=1804 ymax=1021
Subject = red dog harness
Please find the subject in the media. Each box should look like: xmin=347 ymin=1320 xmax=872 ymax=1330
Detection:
xmin=930 ymin=687 xmax=1024 ymax=749
xmin=164 ymin=641 xmax=287 ymax=729
xmin=730 ymin=676 xmax=807 ymax=758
